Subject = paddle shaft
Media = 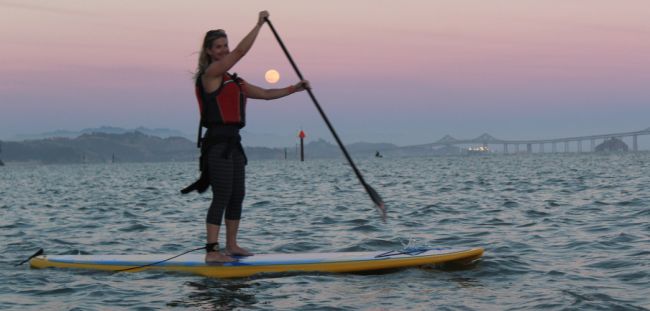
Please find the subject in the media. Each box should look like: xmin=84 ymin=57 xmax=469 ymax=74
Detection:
xmin=264 ymin=18 xmax=385 ymax=218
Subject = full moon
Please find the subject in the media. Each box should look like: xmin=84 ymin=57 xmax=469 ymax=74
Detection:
xmin=265 ymin=69 xmax=280 ymax=84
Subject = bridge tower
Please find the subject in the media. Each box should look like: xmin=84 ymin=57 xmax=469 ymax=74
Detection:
xmin=578 ymin=141 xmax=583 ymax=153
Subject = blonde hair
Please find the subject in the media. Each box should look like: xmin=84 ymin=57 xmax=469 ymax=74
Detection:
xmin=194 ymin=29 xmax=227 ymax=81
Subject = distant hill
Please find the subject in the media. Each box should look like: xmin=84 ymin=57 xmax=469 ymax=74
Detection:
xmin=1 ymin=131 xmax=196 ymax=164
xmin=0 ymin=132 xmax=400 ymax=164
xmin=0 ymin=132 xmax=450 ymax=165
xmin=13 ymin=126 xmax=191 ymax=141
xmin=11 ymin=126 xmax=301 ymax=148
xmin=595 ymin=138 xmax=629 ymax=152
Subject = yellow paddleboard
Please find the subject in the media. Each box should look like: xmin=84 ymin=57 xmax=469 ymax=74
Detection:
xmin=30 ymin=247 xmax=484 ymax=278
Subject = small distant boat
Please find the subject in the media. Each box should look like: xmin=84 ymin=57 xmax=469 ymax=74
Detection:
xmin=0 ymin=159 xmax=4 ymax=166
xmin=375 ymin=151 xmax=383 ymax=158
xmin=467 ymin=146 xmax=489 ymax=155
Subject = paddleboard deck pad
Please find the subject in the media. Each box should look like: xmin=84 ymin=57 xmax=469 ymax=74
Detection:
xmin=30 ymin=247 xmax=484 ymax=278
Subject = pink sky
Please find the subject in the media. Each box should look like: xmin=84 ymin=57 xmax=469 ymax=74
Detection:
xmin=1 ymin=0 xmax=650 ymax=146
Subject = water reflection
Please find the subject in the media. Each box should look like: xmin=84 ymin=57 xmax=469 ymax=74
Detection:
xmin=167 ymin=279 xmax=258 ymax=310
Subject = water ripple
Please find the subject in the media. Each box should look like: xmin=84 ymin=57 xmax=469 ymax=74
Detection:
xmin=1 ymin=154 xmax=649 ymax=309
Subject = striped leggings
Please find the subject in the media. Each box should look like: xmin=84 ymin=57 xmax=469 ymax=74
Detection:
xmin=205 ymin=143 xmax=246 ymax=225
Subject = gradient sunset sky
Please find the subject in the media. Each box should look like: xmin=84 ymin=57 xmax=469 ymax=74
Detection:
xmin=1 ymin=0 xmax=649 ymax=146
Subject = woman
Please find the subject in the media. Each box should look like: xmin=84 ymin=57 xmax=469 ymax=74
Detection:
xmin=187 ymin=11 xmax=309 ymax=263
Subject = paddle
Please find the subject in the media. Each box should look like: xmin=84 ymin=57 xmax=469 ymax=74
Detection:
xmin=264 ymin=17 xmax=386 ymax=221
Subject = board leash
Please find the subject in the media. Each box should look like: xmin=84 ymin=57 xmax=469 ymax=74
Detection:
xmin=375 ymin=247 xmax=429 ymax=258
xmin=112 ymin=246 xmax=207 ymax=273
xmin=16 ymin=248 xmax=44 ymax=266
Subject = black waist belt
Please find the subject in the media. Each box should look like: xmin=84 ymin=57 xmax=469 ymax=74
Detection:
xmin=180 ymin=129 xmax=247 ymax=194
xmin=200 ymin=134 xmax=248 ymax=169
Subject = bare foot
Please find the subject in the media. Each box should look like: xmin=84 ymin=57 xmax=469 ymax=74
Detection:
xmin=226 ymin=245 xmax=253 ymax=257
xmin=205 ymin=252 xmax=235 ymax=263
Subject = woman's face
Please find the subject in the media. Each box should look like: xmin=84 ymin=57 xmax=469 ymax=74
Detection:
xmin=207 ymin=37 xmax=229 ymax=61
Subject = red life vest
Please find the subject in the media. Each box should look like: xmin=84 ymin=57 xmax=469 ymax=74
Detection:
xmin=195 ymin=72 xmax=247 ymax=129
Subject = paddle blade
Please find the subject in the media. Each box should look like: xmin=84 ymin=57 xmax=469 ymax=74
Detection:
xmin=365 ymin=183 xmax=386 ymax=221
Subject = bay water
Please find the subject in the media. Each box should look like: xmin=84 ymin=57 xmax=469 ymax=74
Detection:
xmin=1 ymin=153 xmax=649 ymax=310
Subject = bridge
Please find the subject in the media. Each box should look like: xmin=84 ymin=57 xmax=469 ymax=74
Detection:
xmin=419 ymin=127 xmax=650 ymax=153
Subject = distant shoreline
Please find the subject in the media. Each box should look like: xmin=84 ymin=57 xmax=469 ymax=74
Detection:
xmin=2 ymin=126 xmax=648 ymax=165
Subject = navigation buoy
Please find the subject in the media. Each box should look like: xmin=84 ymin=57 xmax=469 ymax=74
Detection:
xmin=298 ymin=130 xmax=306 ymax=161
